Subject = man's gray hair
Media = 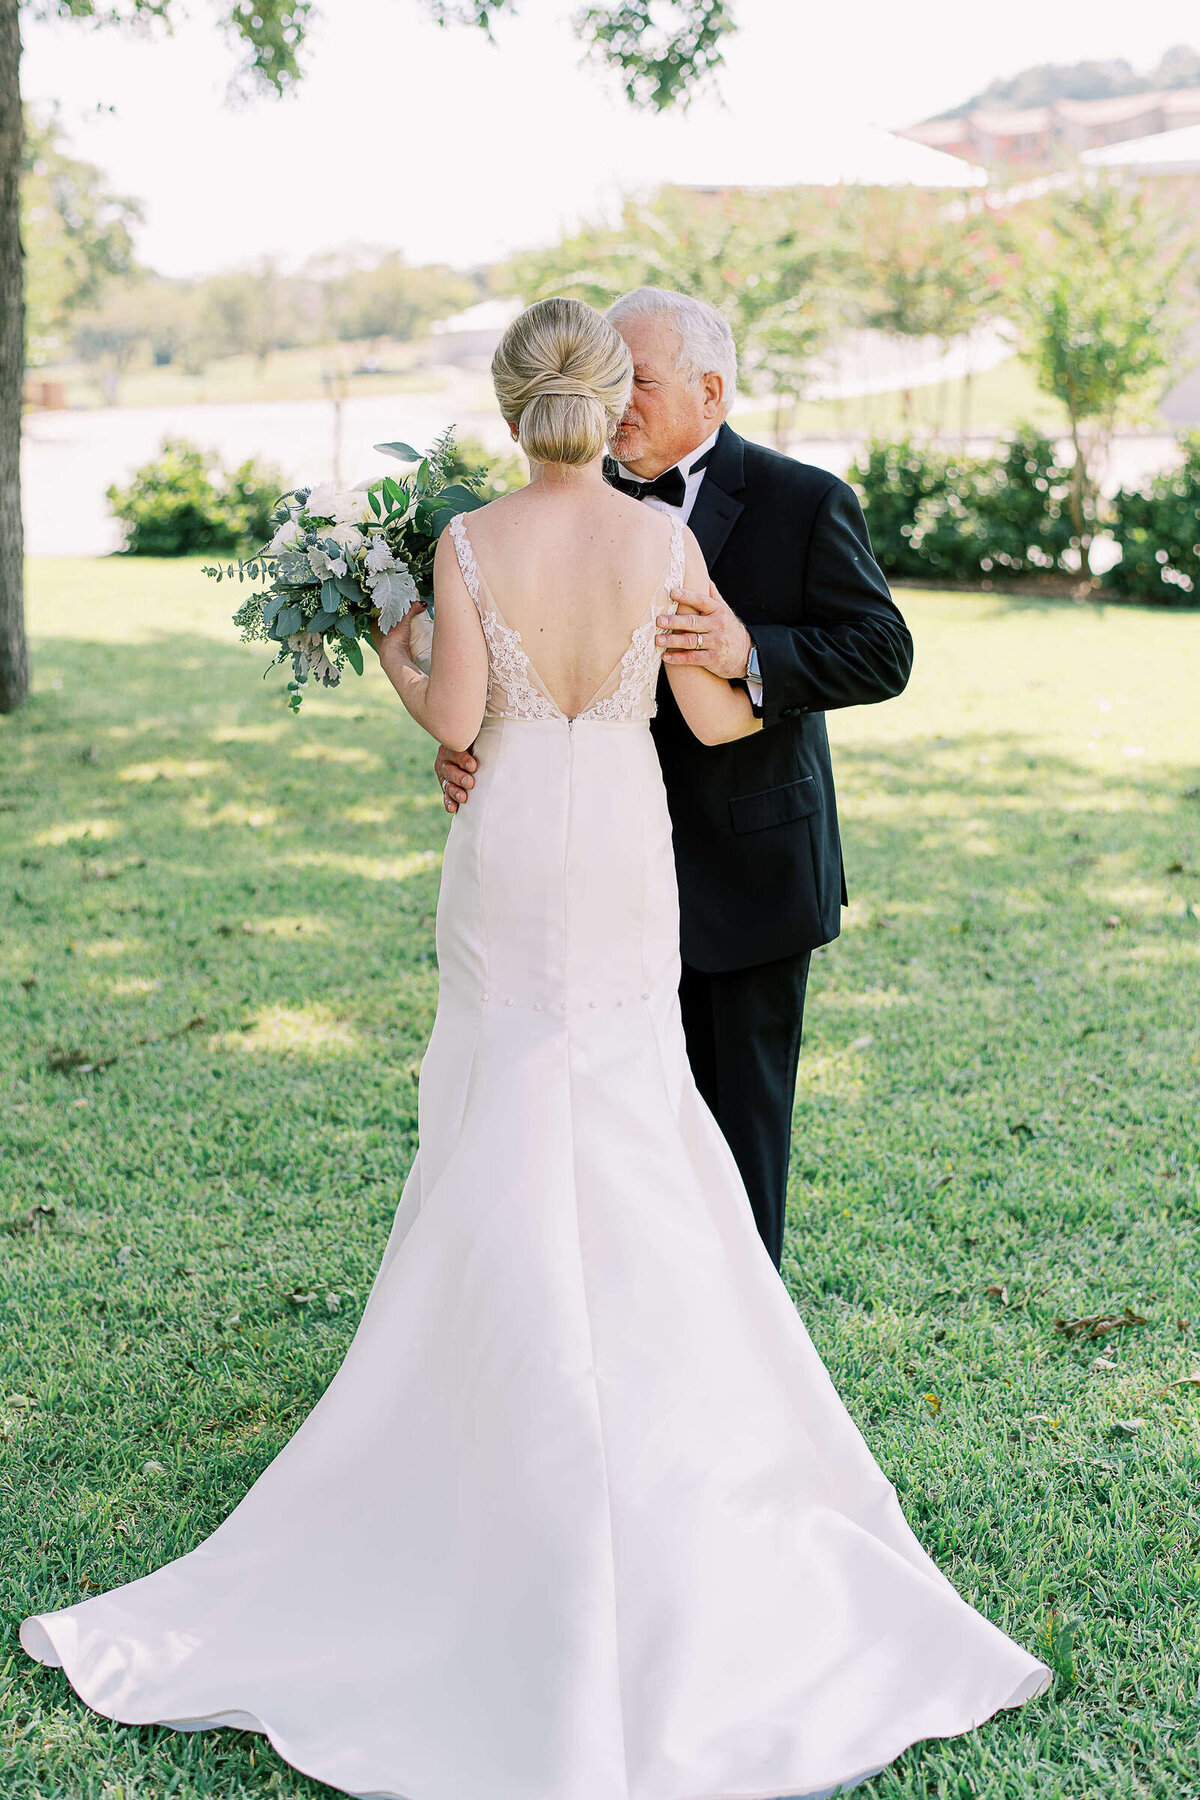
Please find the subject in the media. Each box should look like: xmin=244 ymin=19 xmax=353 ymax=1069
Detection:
xmin=606 ymin=287 xmax=738 ymax=407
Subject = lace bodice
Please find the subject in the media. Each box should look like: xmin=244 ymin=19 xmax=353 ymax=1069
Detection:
xmin=447 ymin=512 xmax=685 ymax=725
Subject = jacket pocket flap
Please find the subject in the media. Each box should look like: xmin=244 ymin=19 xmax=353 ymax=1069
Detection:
xmin=728 ymin=776 xmax=819 ymax=834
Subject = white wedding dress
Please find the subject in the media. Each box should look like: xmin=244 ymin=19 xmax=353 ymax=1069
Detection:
xmin=22 ymin=511 xmax=1050 ymax=1800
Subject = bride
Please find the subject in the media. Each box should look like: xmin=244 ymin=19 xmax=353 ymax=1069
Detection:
xmin=21 ymin=297 xmax=1051 ymax=1800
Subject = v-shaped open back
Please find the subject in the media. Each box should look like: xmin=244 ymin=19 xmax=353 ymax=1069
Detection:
xmin=447 ymin=512 xmax=685 ymax=725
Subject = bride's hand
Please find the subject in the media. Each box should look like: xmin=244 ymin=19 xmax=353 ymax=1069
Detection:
xmin=371 ymin=601 xmax=427 ymax=665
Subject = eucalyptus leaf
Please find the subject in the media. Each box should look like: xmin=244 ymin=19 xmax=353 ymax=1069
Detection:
xmin=373 ymin=441 xmax=422 ymax=464
xmin=336 ymin=613 xmax=358 ymax=640
xmin=343 ymin=638 xmax=364 ymax=677
xmin=334 ymin=573 xmax=364 ymax=604
xmin=275 ymin=604 xmax=303 ymax=636
xmin=262 ymin=593 xmax=285 ymax=623
xmin=310 ymin=610 xmax=340 ymax=634
xmin=320 ymin=578 xmax=340 ymax=613
xmin=433 ymin=483 xmax=481 ymax=511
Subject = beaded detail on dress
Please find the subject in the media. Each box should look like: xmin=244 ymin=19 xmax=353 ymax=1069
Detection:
xmin=447 ymin=511 xmax=682 ymax=725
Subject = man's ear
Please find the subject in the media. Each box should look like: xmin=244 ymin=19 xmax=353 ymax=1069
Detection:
xmin=702 ymin=371 xmax=725 ymax=421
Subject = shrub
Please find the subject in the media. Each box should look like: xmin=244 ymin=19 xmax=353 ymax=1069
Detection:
xmin=446 ymin=433 xmax=527 ymax=503
xmin=850 ymin=429 xmax=1075 ymax=584
xmin=106 ymin=436 xmax=286 ymax=556
xmin=1104 ymin=434 xmax=1200 ymax=605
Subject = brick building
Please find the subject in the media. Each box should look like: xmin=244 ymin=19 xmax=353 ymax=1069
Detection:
xmin=901 ymin=88 xmax=1200 ymax=168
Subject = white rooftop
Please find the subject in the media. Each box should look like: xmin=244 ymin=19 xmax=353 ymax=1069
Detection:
xmin=669 ymin=119 xmax=987 ymax=191
xmin=1081 ymin=122 xmax=1200 ymax=175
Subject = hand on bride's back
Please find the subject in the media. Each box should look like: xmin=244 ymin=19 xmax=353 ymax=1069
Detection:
xmin=435 ymin=742 xmax=477 ymax=813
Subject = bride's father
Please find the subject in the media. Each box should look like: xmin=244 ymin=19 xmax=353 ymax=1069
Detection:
xmin=435 ymin=286 xmax=913 ymax=1271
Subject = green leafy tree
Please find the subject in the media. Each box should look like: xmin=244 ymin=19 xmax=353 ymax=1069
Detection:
xmin=0 ymin=0 xmax=738 ymax=713
xmin=841 ymin=187 xmax=1002 ymax=426
xmin=1001 ymin=176 xmax=1197 ymax=574
xmin=21 ymin=101 xmax=142 ymax=366
xmin=315 ymin=249 xmax=476 ymax=344
xmin=507 ymin=184 xmax=843 ymax=444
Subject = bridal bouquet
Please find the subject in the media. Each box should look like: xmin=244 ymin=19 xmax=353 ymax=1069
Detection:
xmin=206 ymin=428 xmax=484 ymax=711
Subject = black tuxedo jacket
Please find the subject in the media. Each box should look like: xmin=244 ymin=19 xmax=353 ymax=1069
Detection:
xmin=611 ymin=423 xmax=913 ymax=974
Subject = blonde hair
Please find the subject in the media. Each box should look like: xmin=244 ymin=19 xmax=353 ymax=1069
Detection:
xmin=491 ymin=297 xmax=633 ymax=467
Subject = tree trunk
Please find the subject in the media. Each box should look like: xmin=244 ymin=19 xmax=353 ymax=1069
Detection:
xmin=0 ymin=0 xmax=26 ymax=712
xmin=1068 ymin=415 xmax=1092 ymax=578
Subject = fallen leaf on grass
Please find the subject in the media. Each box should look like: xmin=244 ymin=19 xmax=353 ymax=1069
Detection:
xmin=1155 ymin=1372 xmax=1200 ymax=1393
xmin=5 ymin=1203 xmax=56 ymax=1235
xmin=47 ymin=1014 xmax=207 ymax=1075
xmin=1107 ymin=1418 xmax=1144 ymax=1438
xmin=923 ymin=1391 xmax=942 ymax=1414
xmin=1091 ymin=1355 xmax=1118 ymax=1373
xmin=985 ymin=1283 xmax=1010 ymax=1306
xmin=929 ymin=1173 xmax=953 ymax=1194
xmin=1055 ymin=1306 xmax=1147 ymax=1341
xmin=81 ymin=857 xmax=146 ymax=883
xmin=288 ymin=1290 xmax=318 ymax=1306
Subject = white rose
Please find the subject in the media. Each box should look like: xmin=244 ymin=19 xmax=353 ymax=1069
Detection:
xmin=304 ymin=482 xmax=341 ymax=520
xmin=325 ymin=522 xmax=364 ymax=553
xmin=267 ymin=518 xmax=304 ymax=554
xmin=332 ymin=488 xmax=373 ymax=525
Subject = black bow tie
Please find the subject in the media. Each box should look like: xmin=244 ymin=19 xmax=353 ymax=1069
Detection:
xmin=605 ymin=446 xmax=713 ymax=507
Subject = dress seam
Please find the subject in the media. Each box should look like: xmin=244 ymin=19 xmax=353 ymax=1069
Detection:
xmin=560 ymin=719 xmax=632 ymax=1800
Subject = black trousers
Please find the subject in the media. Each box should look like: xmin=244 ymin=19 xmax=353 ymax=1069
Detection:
xmin=677 ymin=949 xmax=812 ymax=1271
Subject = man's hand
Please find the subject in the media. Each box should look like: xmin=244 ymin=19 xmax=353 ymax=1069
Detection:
xmin=435 ymin=742 xmax=477 ymax=814
xmin=657 ymin=580 xmax=753 ymax=680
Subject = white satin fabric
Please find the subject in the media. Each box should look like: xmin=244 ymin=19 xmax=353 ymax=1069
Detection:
xmin=22 ymin=527 xmax=1051 ymax=1800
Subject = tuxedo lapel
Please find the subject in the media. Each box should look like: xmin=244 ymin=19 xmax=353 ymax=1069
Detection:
xmin=686 ymin=423 xmax=745 ymax=570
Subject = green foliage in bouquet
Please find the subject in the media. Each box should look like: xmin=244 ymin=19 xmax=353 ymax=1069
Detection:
xmin=204 ymin=427 xmax=487 ymax=712
xmin=107 ymin=436 xmax=286 ymax=557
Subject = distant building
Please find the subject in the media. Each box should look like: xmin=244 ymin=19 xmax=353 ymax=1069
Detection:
xmin=901 ymin=88 xmax=1200 ymax=168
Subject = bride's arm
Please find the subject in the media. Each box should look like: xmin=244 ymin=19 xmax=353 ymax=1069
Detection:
xmin=663 ymin=528 xmax=761 ymax=745
xmin=369 ymin=529 xmax=489 ymax=753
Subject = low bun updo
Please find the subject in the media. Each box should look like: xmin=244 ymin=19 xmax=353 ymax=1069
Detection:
xmin=491 ymin=297 xmax=633 ymax=468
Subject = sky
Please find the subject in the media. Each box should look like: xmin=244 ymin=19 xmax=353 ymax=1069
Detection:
xmin=20 ymin=0 xmax=1200 ymax=278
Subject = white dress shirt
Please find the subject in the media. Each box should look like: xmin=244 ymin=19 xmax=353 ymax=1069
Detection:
xmin=614 ymin=427 xmax=763 ymax=707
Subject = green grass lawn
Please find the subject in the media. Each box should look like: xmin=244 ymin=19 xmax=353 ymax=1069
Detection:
xmin=2 ymin=559 xmax=1199 ymax=1798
